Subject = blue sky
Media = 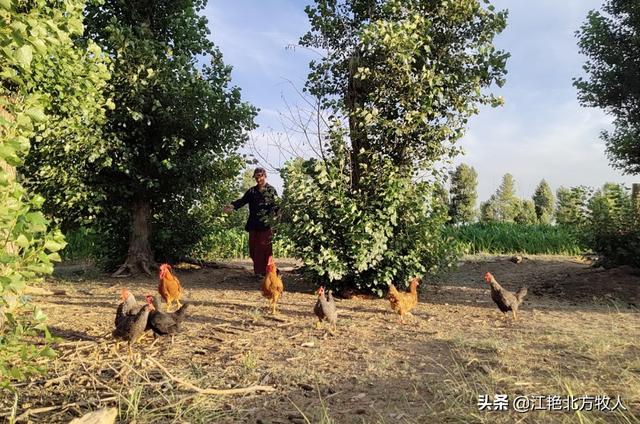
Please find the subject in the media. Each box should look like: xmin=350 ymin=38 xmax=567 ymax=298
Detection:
xmin=204 ymin=0 xmax=637 ymax=201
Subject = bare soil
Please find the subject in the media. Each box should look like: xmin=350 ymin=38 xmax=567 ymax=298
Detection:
xmin=2 ymin=255 xmax=639 ymax=423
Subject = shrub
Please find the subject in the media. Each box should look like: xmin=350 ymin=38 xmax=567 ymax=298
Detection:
xmin=277 ymin=156 xmax=457 ymax=296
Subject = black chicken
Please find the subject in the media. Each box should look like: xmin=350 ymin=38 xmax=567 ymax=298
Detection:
xmin=145 ymin=295 xmax=189 ymax=343
xmin=314 ymin=286 xmax=337 ymax=331
xmin=484 ymin=272 xmax=528 ymax=320
xmin=112 ymin=297 xmax=154 ymax=355
xmin=114 ymin=288 xmax=140 ymax=328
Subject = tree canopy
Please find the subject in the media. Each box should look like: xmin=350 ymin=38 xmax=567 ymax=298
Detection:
xmin=448 ymin=163 xmax=478 ymax=224
xmin=301 ymin=0 xmax=509 ymax=186
xmin=79 ymin=0 xmax=257 ymax=273
xmin=532 ymin=179 xmax=554 ymax=224
xmin=574 ymin=0 xmax=640 ymax=174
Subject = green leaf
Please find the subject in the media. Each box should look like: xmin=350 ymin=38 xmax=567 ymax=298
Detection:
xmin=43 ymin=240 xmax=64 ymax=252
xmin=15 ymin=234 xmax=30 ymax=248
xmin=0 ymin=0 xmax=11 ymax=11
xmin=25 ymin=108 xmax=47 ymax=123
xmin=15 ymin=45 xmax=33 ymax=67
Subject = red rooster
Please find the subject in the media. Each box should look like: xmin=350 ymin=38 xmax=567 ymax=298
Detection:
xmin=158 ymin=263 xmax=183 ymax=312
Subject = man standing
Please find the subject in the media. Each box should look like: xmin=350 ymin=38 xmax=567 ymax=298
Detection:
xmin=224 ymin=167 xmax=278 ymax=277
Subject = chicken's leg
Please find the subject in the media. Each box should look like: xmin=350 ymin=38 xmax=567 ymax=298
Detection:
xmin=512 ymin=309 xmax=517 ymax=320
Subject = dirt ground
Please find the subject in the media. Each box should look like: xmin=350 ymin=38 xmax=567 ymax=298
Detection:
xmin=2 ymin=255 xmax=639 ymax=423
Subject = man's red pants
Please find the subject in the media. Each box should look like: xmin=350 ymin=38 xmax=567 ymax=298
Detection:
xmin=249 ymin=229 xmax=273 ymax=276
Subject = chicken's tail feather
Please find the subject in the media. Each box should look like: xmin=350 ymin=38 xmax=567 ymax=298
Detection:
xmin=175 ymin=303 xmax=189 ymax=320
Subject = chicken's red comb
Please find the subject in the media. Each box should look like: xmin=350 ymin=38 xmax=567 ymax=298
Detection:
xmin=484 ymin=272 xmax=493 ymax=281
xmin=317 ymin=286 xmax=324 ymax=294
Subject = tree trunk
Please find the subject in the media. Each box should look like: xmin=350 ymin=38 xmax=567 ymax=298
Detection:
xmin=111 ymin=199 xmax=155 ymax=277
xmin=346 ymin=53 xmax=366 ymax=192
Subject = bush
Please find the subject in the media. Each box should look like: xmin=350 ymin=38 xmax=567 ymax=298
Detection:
xmin=277 ymin=156 xmax=458 ymax=297
xmin=582 ymin=184 xmax=640 ymax=268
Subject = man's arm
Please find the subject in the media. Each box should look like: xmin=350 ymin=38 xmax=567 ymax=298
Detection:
xmin=224 ymin=189 xmax=250 ymax=213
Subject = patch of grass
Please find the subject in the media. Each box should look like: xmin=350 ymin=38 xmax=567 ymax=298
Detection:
xmin=412 ymin=316 xmax=640 ymax=423
xmin=241 ymin=351 xmax=258 ymax=378
xmin=289 ymin=383 xmax=334 ymax=424
xmin=448 ymin=223 xmax=585 ymax=255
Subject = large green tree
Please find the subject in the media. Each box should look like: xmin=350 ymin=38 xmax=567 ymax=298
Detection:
xmin=83 ymin=0 xmax=256 ymax=275
xmin=448 ymin=163 xmax=478 ymax=224
xmin=279 ymin=0 xmax=508 ymax=294
xmin=480 ymin=173 xmax=519 ymax=223
xmin=555 ymin=186 xmax=590 ymax=226
xmin=532 ymin=179 xmax=554 ymax=224
xmin=574 ymin=0 xmax=640 ymax=174
xmin=300 ymin=0 xmax=509 ymax=187
xmin=1 ymin=0 xmax=102 ymax=388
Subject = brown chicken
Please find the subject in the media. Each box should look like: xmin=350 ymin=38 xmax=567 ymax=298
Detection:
xmin=158 ymin=263 xmax=183 ymax=312
xmin=388 ymin=277 xmax=420 ymax=324
xmin=484 ymin=272 xmax=528 ymax=320
xmin=261 ymin=256 xmax=284 ymax=314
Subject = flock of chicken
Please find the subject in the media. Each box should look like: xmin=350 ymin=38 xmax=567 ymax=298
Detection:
xmin=112 ymin=259 xmax=528 ymax=354
xmin=112 ymin=264 xmax=189 ymax=355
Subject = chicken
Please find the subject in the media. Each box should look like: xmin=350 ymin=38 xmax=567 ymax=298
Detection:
xmin=388 ymin=277 xmax=420 ymax=324
xmin=112 ymin=297 xmax=155 ymax=355
xmin=483 ymin=272 xmax=528 ymax=320
xmin=314 ymin=286 xmax=337 ymax=331
xmin=158 ymin=263 xmax=183 ymax=312
xmin=145 ymin=295 xmax=189 ymax=342
xmin=114 ymin=288 xmax=140 ymax=328
xmin=261 ymin=256 xmax=284 ymax=314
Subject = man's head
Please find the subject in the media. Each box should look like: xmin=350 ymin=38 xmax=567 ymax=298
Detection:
xmin=254 ymin=167 xmax=266 ymax=188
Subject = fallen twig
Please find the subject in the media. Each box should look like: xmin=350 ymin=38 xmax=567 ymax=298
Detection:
xmin=0 ymin=396 xmax=118 ymax=421
xmin=147 ymin=356 xmax=276 ymax=395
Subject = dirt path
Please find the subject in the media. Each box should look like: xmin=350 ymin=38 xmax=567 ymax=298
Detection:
xmin=2 ymin=255 xmax=639 ymax=423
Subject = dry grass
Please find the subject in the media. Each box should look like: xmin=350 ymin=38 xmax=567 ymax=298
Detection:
xmin=0 ymin=256 xmax=638 ymax=423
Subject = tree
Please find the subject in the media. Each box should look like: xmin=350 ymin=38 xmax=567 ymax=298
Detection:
xmin=532 ymin=179 xmax=554 ymax=224
xmin=1 ymin=0 xmax=95 ymax=388
xmin=555 ymin=186 xmax=590 ymax=226
xmin=585 ymin=183 xmax=640 ymax=267
xmin=493 ymin=173 xmax=520 ymax=222
xmin=448 ymin=164 xmax=478 ymax=224
xmin=279 ymin=0 xmax=508 ymax=294
xmin=515 ymin=199 xmax=537 ymax=225
xmin=83 ymin=0 xmax=257 ymax=275
xmin=300 ymin=0 xmax=509 ymax=187
xmin=480 ymin=195 xmax=500 ymax=223
xmin=574 ymin=0 xmax=640 ymax=174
